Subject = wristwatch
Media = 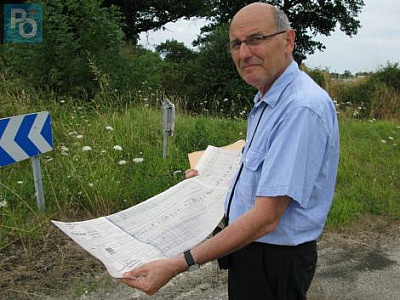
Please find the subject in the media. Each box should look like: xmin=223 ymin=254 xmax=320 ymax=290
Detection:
xmin=184 ymin=249 xmax=200 ymax=271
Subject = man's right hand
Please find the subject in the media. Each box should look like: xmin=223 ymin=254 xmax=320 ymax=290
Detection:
xmin=184 ymin=169 xmax=199 ymax=179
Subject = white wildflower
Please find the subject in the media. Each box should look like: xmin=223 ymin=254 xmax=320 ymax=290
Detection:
xmin=133 ymin=158 xmax=144 ymax=163
xmin=0 ymin=200 xmax=7 ymax=208
xmin=76 ymin=134 xmax=83 ymax=139
xmin=82 ymin=146 xmax=92 ymax=151
xmin=118 ymin=160 xmax=127 ymax=165
xmin=106 ymin=126 xmax=114 ymax=131
xmin=60 ymin=145 xmax=69 ymax=156
xmin=113 ymin=145 xmax=123 ymax=151
xmin=381 ymin=140 xmax=387 ymax=144
xmin=17 ymin=181 xmax=23 ymax=185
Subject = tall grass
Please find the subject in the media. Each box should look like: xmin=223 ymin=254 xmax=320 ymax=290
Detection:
xmin=0 ymin=83 xmax=246 ymax=249
xmin=304 ymin=64 xmax=400 ymax=120
xmin=0 ymin=76 xmax=399 ymax=250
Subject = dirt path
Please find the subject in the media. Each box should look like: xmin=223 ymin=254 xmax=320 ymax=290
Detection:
xmin=1 ymin=218 xmax=399 ymax=300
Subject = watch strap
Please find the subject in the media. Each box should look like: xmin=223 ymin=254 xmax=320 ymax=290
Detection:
xmin=184 ymin=249 xmax=196 ymax=267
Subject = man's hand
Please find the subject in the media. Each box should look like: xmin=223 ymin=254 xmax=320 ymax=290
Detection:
xmin=120 ymin=256 xmax=187 ymax=295
xmin=185 ymin=169 xmax=199 ymax=179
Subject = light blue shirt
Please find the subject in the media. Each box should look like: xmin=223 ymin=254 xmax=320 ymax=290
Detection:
xmin=225 ymin=61 xmax=340 ymax=246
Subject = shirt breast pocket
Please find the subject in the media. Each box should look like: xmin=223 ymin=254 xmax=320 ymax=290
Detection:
xmin=237 ymin=149 xmax=265 ymax=209
xmin=243 ymin=148 xmax=265 ymax=172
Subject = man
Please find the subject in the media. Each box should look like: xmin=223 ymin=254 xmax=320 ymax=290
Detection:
xmin=121 ymin=3 xmax=339 ymax=299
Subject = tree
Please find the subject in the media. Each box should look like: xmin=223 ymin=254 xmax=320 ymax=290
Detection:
xmin=156 ymin=40 xmax=196 ymax=63
xmin=155 ymin=40 xmax=197 ymax=96
xmin=101 ymin=0 xmax=210 ymax=42
xmin=201 ymin=0 xmax=365 ymax=64
xmin=102 ymin=0 xmax=364 ymax=64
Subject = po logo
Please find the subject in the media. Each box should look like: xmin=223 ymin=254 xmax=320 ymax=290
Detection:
xmin=4 ymin=4 xmax=43 ymax=44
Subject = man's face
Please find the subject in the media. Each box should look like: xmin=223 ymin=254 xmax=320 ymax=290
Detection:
xmin=229 ymin=6 xmax=294 ymax=94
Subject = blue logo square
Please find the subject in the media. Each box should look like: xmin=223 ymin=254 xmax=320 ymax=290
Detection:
xmin=4 ymin=4 xmax=43 ymax=44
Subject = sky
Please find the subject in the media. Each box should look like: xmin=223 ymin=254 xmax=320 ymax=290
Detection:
xmin=139 ymin=0 xmax=400 ymax=74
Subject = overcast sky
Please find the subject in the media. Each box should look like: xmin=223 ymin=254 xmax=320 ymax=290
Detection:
xmin=139 ymin=0 xmax=400 ymax=74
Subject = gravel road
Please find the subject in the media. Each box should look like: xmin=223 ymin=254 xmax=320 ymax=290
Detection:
xmin=2 ymin=219 xmax=399 ymax=300
xmin=75 ymin=221 xmax=400 ymax=300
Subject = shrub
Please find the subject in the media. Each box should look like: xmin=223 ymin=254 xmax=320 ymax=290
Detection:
xmin=335 ymin=62 xmax=400 ymax=119
xmin=371 ymin=62 xmax=400 ymax=92
xmin=1 ymin=0 xmax=125 ymax=98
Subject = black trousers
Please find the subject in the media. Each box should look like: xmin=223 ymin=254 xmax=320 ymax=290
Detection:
xmin=228 ymin=241 xmax=317 ymax=300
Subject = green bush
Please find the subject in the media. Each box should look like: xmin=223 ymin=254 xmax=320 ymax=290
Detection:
xmin=336 ymin=62 xmax=400 ymax=119
xmin=1 ymin=0 xmax=124 ymax=98
xmin=371 ymin=62 xmax=400 ymax=92
xmin=102 ymin=46 xmax=164 ymax=96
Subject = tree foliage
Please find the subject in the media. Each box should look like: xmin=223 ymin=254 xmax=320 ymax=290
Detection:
xmin=201 ymin=0 xmax=365 ymax=63
xmin=103 ymin=0 xmax=364 ymax=63
xmin=156 ymin=40 xmax=196 ymax=63
xmin=155 ymin=40 xmax=197 ymax=97
xmin=153 ymin=26 xmax=254 ymax=113
xmin=101 ymin=0 xmax=210 ymax=42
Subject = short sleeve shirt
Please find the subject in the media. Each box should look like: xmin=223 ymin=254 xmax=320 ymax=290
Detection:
xmin=225 ymin=61 xmax=340 ymax=246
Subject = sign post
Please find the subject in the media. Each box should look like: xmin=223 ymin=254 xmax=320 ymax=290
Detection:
xmin=0 ymin=112 xmax=53 ymax=212
xmin=162 ymin=97 xmax=175 ymax=159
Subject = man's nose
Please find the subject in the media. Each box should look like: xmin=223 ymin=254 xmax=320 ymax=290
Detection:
xmin=239 ymin=42 xmax=253 ymax=59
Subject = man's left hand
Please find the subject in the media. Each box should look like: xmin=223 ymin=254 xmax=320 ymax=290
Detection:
xmin=120 ymin=256 xmax=186 ymax=295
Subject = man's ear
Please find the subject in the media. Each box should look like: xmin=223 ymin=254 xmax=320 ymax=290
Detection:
xmin=285 ymin=29 xmax=296 ymax=54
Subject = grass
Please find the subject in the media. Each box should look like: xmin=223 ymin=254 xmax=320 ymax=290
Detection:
xmin=0 ymin=79 xmax=399 ymax=250
xmin=328 ymin=118 xmax=400 ymax=227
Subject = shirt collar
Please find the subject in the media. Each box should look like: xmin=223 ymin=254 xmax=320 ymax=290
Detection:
xmin=253 ymin=61 xmax=300 ymax=108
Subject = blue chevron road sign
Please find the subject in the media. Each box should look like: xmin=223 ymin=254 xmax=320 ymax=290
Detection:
xmin=0 ymin=111 xmax=53 ymax=168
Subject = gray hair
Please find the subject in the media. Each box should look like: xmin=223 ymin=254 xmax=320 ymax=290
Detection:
xmin=271 ymin=6 xmax=292 ymax=31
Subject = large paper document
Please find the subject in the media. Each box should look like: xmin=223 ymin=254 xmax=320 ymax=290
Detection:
xmin=52 ymin=145 xmax=242 ymax=278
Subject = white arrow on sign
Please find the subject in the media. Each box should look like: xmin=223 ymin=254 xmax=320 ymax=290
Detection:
xmin=28 ymin=111 xmax=53 ymax=154
xmin=0 ymin=111 xmax=53 ymax=167
xmin=0 ymin=114 xmax=30 ymax=163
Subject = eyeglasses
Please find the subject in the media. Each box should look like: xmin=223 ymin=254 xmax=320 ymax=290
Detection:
xmin=229 ymin=30 xmax=287 ymax=52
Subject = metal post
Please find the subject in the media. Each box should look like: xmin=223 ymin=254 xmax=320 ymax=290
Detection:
xmin=162 ymin=97 xmax=175 ymax=159
xmin=31 ymin=156 xmax=46 ymax=212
